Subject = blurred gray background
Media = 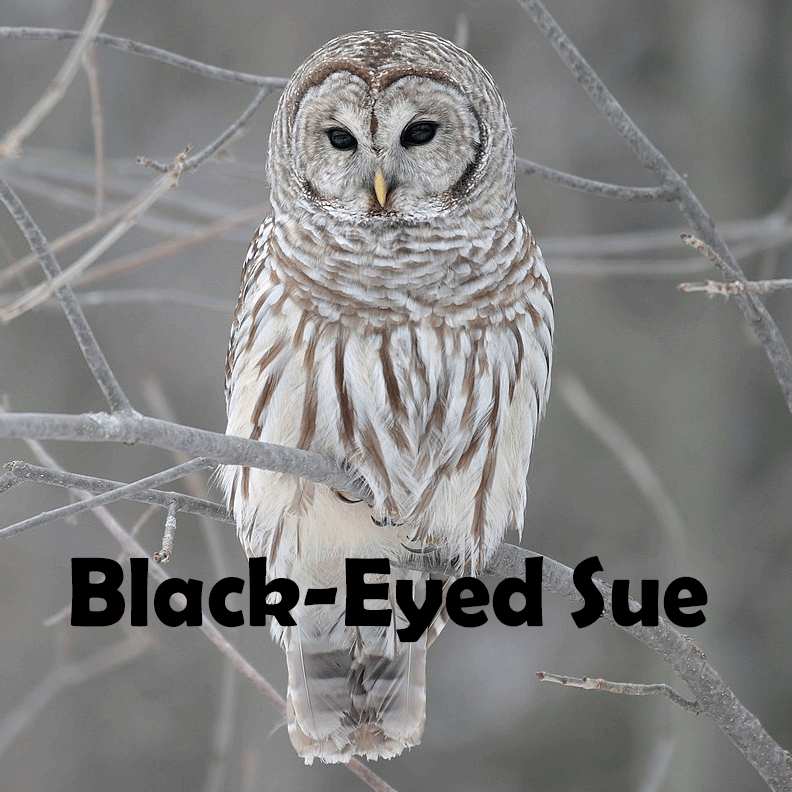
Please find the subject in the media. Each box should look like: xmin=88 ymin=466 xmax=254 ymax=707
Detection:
xmin=1 ymin=0 xmax=791 ymax=790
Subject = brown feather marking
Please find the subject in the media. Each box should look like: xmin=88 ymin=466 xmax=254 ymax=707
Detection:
xmin=378 ymin=330 xmax=406 ymax=418
xmin=470 ymin=367 xmax=502 ymax=572
xmin=425 ymin=370 xmax=449 ymax=437
xmin=459 ymin=337 xmax=480 ymax=429
xmin=334 ymin=334 xmax=355 ymax=447
xmin=409 ymin=326 xmax=430 ymax=396
xmin=508 ymin=325 xmax=524 ymax=402
xmin=297 ymin=327 xmax=320 ymax=449
xmin=360 ymin=422 xmax=392 ymax=494
xmin=244 ymin=291 xmax=269 ymax=352
xmin=269 ymin=513 xmax=285 ymax=566
xmin=251 ymin=369 xmax=283 ymax=429
xmin=526 ymin=300 xmax=542 ymax=331
xmin=240 ymin=466 xmax=250 ymax=500
xmin=293 ymin=310 xmax=310 ymax=348
xmin=257 ymin=335 xmax=287 ymax=375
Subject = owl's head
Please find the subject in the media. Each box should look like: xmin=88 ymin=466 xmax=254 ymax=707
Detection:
xmin=268 ymin=31 xmax=516 ymax=226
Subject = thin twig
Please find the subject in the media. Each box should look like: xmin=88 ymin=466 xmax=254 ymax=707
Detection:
xmin=516 ymin=157 xmax=675 ymax=201
xmin=42 ymin=504 xmax=158 ymax=628
xmin=0 ymin=194 xmax=156 ymax=289
xmin=678 ymin=278 xmax=792 ymax=296
xmin=517 ymin=0 xmax=792 ymax=417
xmin=141 ymin=377 xmax=240 ymax=792
xmin=153 ymin=501 xmax=178 ymax=563
xmin=0 ymin=457 xmax=214 ymax=540
xmin=0 ymin=27 xmax=288 ymax=89
xmin=144 ymin=87 xmax=272 ymax=174
xmin=0 ymin=1 xmax=114 ymax=159
xmin=535 ymin=672 xmax=700 ymax=713
xmin=27 ymin=289 xmax=235 ymax=312
xmin=75 ymin=203 xmax=265 ymax=287
xmin=0 ymin=149 xmax=187 ymax=321
xmin=3 ymin=460 xmax=232 ymax=524
xmin=81 ymin=44 xmax=106 ymax=216
xmin=558 ymin=374 xmax=686 ymax=568
xmin=0 ymin=175 xmax=132 ymax=412
xmin=0 ymin=634 xmax=149 ymax=759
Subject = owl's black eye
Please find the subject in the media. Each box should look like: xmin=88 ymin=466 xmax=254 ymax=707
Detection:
xmin=400 ymin=121 xmax=438 ymax=148
xmin=327 ymin=128 xmax=357 ymax=150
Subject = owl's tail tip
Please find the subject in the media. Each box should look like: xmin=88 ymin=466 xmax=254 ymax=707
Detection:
xmin=291 ymin=722 xmax=421 ymax=765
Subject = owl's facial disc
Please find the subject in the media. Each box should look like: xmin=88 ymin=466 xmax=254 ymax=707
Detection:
xmin=289 ymin=71 xmax=483 ymax=222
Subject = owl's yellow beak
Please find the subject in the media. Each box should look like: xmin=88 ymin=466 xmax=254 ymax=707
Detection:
xmin=374 ymin=170 xmax=388 ymax=207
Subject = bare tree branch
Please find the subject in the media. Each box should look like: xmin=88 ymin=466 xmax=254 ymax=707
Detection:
xmin=517 ymin=0 xmax=792 ymax=416
xmin=0 ymin=175 xmax=133 ymax=412
xmin=472 ymin=544 xmax=791 ymax=792
xmin=535 ymin=672 xmax=700 ymax=713
xmin=0 ymin=457 xmax=214 ymax=540
xmin=0 ymin=154 xmax=186 ymax=321
xmin=81 ymin=44 xmax=106 ymax=216
xmin=679 ymin=278 xmax=792 ymax=296
xmin=143 ymin=86 xmax=272 ymax=174
xmin=4 ymin=460 xmax=232 ymax=524
xmin=0 ymin=27 xmax=288 ymax=90
xmin=517 ymin=157 xmax=674 ymax=201
xmin=0 ymin=410 xmax=368 ymax=499
xmin=0 ymin=1 xmax=114 ymax=159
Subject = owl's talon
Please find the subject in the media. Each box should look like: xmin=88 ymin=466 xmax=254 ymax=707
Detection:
xmin=401 ymin=543 xmax=439 ymax=555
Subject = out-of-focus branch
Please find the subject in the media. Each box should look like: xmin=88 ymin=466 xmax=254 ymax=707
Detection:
xmin=679 ymin=278 xmax=792 ymax=296
xmin=0 ymin=175 xmax=133 ymax=413
xmin=142 ymin=86 xmax=272 ymax=174
xmin=0 ymin=27 xmax=288 ymax=89
xmin=81 ymin=44 xmax=106 ymax=216
xmin=517 ymin=157 xmax=675 ymax=201
xmin=0 ymin=1 xmax=114 ymax=159
xmin=558 ymin=374 xmax=686 ymax=568
xmin=0 ymin=155 xmax=185 ymax=321
xmin=0 ymin=633 xmax=150 ymax=758
xmin=517 ymin=0 xmax=792 ymax=416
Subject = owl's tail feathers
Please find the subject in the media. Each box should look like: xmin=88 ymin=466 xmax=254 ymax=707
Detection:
xmin=285 ymin=635 xmax=427 ymax=764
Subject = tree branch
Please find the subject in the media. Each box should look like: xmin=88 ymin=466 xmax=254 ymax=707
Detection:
xmin=0 ymin=1 xmax=114 ymax=159
xmin=0 ymin=27 xmax=288 ymax=89
xmin=0 ymin=457 xmax=214 ymax=540
xmin=534 ymin=672 xmax=700 ymax=713
xmin=0 ymin=154 xmax=186 ymax=322
xmin=3 ymin=460 xmax=232 ymax=523
xmin=516 ymin=0 xmax=792 ymax=416
xmin=516 ymin=157 xmax=675 ymax=201
xmin=0 ymin=175 xmax=133 ymax=413
xmin=0 ymin=410 xmax=369 ymax=499
xmin=679 ymin=278 xmax=792 ymax=296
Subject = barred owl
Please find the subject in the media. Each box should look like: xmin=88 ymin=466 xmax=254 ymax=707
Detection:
xmin=222 ymin=30 xmax=553 ymax=764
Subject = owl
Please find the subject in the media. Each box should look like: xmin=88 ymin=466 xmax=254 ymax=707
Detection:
xmin=222 ymin=30 xmax=553 ymax=764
